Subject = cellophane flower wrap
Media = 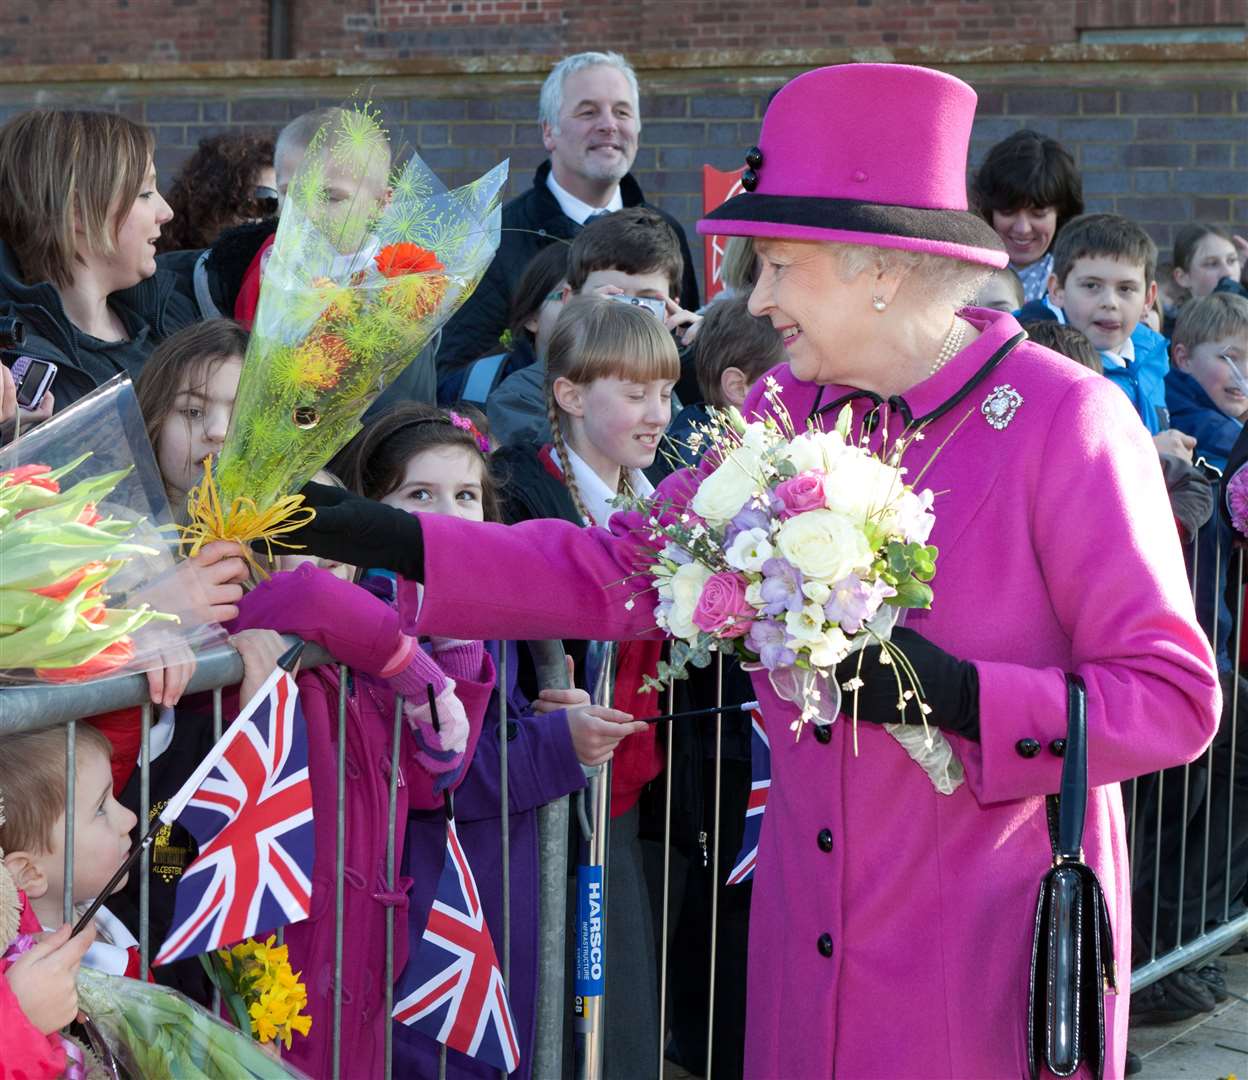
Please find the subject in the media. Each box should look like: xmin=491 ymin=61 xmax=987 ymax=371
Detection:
xmin=619 ymin=379 xmax=963 ymax=794
xmin=0 ymin=377 xmax=223 ymax=684
xmin=185 ymin=102 xmax=507 ymax=567
xmin=76 ymin=965 xmax=309 ymax=1079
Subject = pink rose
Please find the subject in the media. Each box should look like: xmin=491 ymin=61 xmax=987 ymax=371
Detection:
xmin=692 ymin=571 xmax=756 ymax=639
xmin=774 ymin=471 xmax=827 ymax=519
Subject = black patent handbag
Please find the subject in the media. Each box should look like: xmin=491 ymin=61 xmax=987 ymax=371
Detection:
xmin=1027 ymin=674 xmax=1119 ymax=1080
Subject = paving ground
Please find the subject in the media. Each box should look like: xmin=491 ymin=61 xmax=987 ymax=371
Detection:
xmin=1130 ymin=950 xmax=1248 ymax=1079
xmin=662 ymin=950 xmax=1248 ymax=1079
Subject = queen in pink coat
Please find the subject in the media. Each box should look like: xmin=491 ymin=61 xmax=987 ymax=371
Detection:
xmin=292 ymin=64 xmax=1220 ymax=1079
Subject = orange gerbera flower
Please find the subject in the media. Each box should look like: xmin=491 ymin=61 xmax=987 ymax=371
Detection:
xmin=374 ymin=243 xmax=444 ymax=279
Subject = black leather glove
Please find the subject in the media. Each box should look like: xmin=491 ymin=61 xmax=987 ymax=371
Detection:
xmin=834 ymin=626 xmax=980 ymax=741
xmin=283 ymin=481 xmax=426 ymax=581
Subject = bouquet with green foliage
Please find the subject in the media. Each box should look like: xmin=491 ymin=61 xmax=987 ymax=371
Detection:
xmin=185 ymin=102 xmax=507 ymax=571
xmin=77 ymin=965 xmax=308 ymax=1078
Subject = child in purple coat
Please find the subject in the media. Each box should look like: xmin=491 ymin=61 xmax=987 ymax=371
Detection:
xmin=330 ymin=403 xmax=646 ymax=1078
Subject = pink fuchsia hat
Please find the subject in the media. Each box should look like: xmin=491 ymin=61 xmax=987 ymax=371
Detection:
xmin=698 ymin=63 xmax=1008 ymax=269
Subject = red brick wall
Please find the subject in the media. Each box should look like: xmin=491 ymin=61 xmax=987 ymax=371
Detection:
xmin=3 ymin=0 xmax=1245 ymax=65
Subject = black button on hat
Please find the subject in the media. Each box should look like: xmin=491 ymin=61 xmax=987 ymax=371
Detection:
xmin=741 ymin=168 xmax=759 ymax=192
xmin=1015 ymin=737 xmax=1041 ymax=758
xmin=814 ymin=724 xmax=832 ymax=744
xmin=817 ymin=933 xmax=834 ymax=958
xmin=745 ymin=145 xmax=763 ymax=170
xmin=1049 ymin=738 xmax=1066 ymax=757
xmin=817 ymin=828 xmax=834 ymax=853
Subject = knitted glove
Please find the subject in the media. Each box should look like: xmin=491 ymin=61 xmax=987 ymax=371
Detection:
xmin=387 ymin=644 xmax=470 ymax=786
xmin=287 ymin=482 xmax=426 ymax=581
xmin=834 ymin=626 xmax=981 ymax=741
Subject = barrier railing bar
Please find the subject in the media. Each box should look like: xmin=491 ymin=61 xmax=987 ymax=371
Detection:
xmin=530 ymin=639 xmax=571 ymax=1080
xmin=211 ymin=686 xmax=224 ymax=1018
xmin=1132 ymin=909 xmax=1248 ymax=992
xmin=705 ymin=653 xmax=724 ymax=1080
xmin=0 ymin=638 xmax=332 ymax=734
xmin=657 ymin=681 xmax=675 ymax=1080
xmin=332 ymin=665 xmax=347 ymax=1080
xmin=499 ymin=641 xmax=511 ymax=1044
xmin=385 ymin=693 xmax=403 ymax=1080
xmin=1148 ymin=769 xmax=1164 ymax=962
xmin=1175 ymin=761 xmax=1191 ymax=950
xmin=1227 ymin=549 xmax=1243 ymax=923
xmin=63 ymin=719 xmax=76 ymax=925
xmin=139 ymin=702 xmax=151 ymax=973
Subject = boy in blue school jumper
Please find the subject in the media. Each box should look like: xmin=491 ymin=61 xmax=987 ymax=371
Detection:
xmin=1016 ymin=212 xmax=1195 ymax=461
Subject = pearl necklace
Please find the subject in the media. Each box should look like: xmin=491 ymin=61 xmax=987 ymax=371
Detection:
xmin=929 ymin=318 xmax=968 ymax=376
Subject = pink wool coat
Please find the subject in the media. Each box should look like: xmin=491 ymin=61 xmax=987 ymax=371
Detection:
xmin=409 ymin=309 xmax=1220 ymax=1079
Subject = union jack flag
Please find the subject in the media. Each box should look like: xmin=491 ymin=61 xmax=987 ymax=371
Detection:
xmin=726 ymin=710 xmax=769 ymax=886
xmin=393 ymin=818 xmax=520 ymax=1074
xmin=154 ymin=671 xmax=314 ymax=966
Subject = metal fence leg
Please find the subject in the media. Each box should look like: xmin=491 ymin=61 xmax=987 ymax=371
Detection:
xmin=658 ymin=682 xmax=675 ymax=1080
xmin=333 ymin=666 xmax=347 ymax=1080
xmin=498 ymin=643 xmax=511 ymax=1080
xmin=705 ymin=653 xmax=724 ymax=1079
xmin=530 ymin=641 xmax=571 ymax=1080
xmin=63 ymin=719 xmax=76 ymax=925
xmin=139 ymin=703 xmax=151 ymax=971
xmin=385 ymin=694 xmax=403 ymax=1080
xmin=574 ymin=642 xmax=616 ymax=1080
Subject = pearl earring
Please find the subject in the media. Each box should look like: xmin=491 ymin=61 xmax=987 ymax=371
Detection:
xmin=872 ymin=296 xmax=887 ymax=312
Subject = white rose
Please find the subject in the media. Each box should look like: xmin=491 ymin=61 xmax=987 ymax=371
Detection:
xmin=667 ymin=561 xmax=713 ymax=640
xmin=823 ymin=449 xmax=905 ymax=523
xmin=784 ymin=430 xmax=846 ymax=475
xmin=725 ymin=527 xmax=774 ymax=572
xmin=776 ymin=509 xmax=875 ymax=584
xmin=745 ymin=580 xmax=764 ymax=607
xmin=690 ymin=444 xmax=763 ymax=525
xmin=808 ymin=626 xmax=852 ymax=669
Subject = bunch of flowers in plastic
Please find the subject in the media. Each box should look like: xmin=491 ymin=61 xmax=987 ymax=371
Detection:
xmin=186 ymin=102 xmax=507 ymax=564
xmin=617 ymin=381 xmax=964 ymax=792
xmin=0 ymin=454 xmax=176 ymax=682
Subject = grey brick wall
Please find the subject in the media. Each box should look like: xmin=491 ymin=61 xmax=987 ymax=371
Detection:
xmin=1 ymin=56 xmax=1243 ymax=291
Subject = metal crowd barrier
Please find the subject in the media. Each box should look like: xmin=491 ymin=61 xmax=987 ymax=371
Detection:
xmin=2 ymin=512 xmax=1245 ymax=1080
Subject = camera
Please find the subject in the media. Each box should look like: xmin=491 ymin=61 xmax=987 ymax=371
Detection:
xmin=606 ymin=294 xmax=666 ymax=320
xmin=0 ymin=316 xmax=26 ymax=351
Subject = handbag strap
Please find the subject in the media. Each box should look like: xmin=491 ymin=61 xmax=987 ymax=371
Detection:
xmin=1046 ymin=673 xmax=1089 ymax=860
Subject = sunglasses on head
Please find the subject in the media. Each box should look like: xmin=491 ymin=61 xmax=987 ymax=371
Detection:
xmin=253 ymin=186 xmax=280 ymax=216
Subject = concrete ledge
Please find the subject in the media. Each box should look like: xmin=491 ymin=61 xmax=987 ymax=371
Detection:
xmin=2 ymin=42 xmax=1245 ymax=88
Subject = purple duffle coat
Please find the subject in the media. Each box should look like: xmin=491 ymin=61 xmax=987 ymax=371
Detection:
xmin=407 ymin=308 xmax=1220 ymax=1079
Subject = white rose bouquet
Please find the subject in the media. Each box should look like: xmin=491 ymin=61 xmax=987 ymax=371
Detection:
xmin=620 ymin=378 xmax=962 ymax=793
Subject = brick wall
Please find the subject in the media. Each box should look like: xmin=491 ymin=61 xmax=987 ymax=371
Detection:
xmin=4 ymin=0 xmax=1246 ymax=65
xmin=0 ymin=47 xmax=1244 ymax=289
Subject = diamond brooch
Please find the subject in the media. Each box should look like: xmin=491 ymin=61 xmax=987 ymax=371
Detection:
xmin=981 ymin=384 xmax=1023 ymax=430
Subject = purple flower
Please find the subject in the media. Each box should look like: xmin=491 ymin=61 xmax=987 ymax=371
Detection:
xmin=746 ymin=617 xmax=797 ymax=671
xmin=759 ymin=557 xmax=804 ymax=616
xmin=724 ymin=504 xmax=771 ymax=547
xmin=664 ymin=544 xmax=694 ymax=566
xmin=823 ymin=574 xmax=896 ymax=635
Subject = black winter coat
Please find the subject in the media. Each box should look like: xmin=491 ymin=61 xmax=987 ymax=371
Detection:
xmin=0 ymin=239 xmax=200 ymax=411
xmin=436 ymin=161 xmax=701 ymax=366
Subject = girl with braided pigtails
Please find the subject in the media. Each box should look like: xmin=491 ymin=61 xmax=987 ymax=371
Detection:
xmin=489 ymin=294 xmax=679 ymax=1075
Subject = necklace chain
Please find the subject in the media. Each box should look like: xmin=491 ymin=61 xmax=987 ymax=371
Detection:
xmin=930 ymin=318 xmax=968 ymax=377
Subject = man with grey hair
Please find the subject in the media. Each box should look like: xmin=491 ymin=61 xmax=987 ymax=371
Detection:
xmin=436 ymin=50 xmax=700 ymax=368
